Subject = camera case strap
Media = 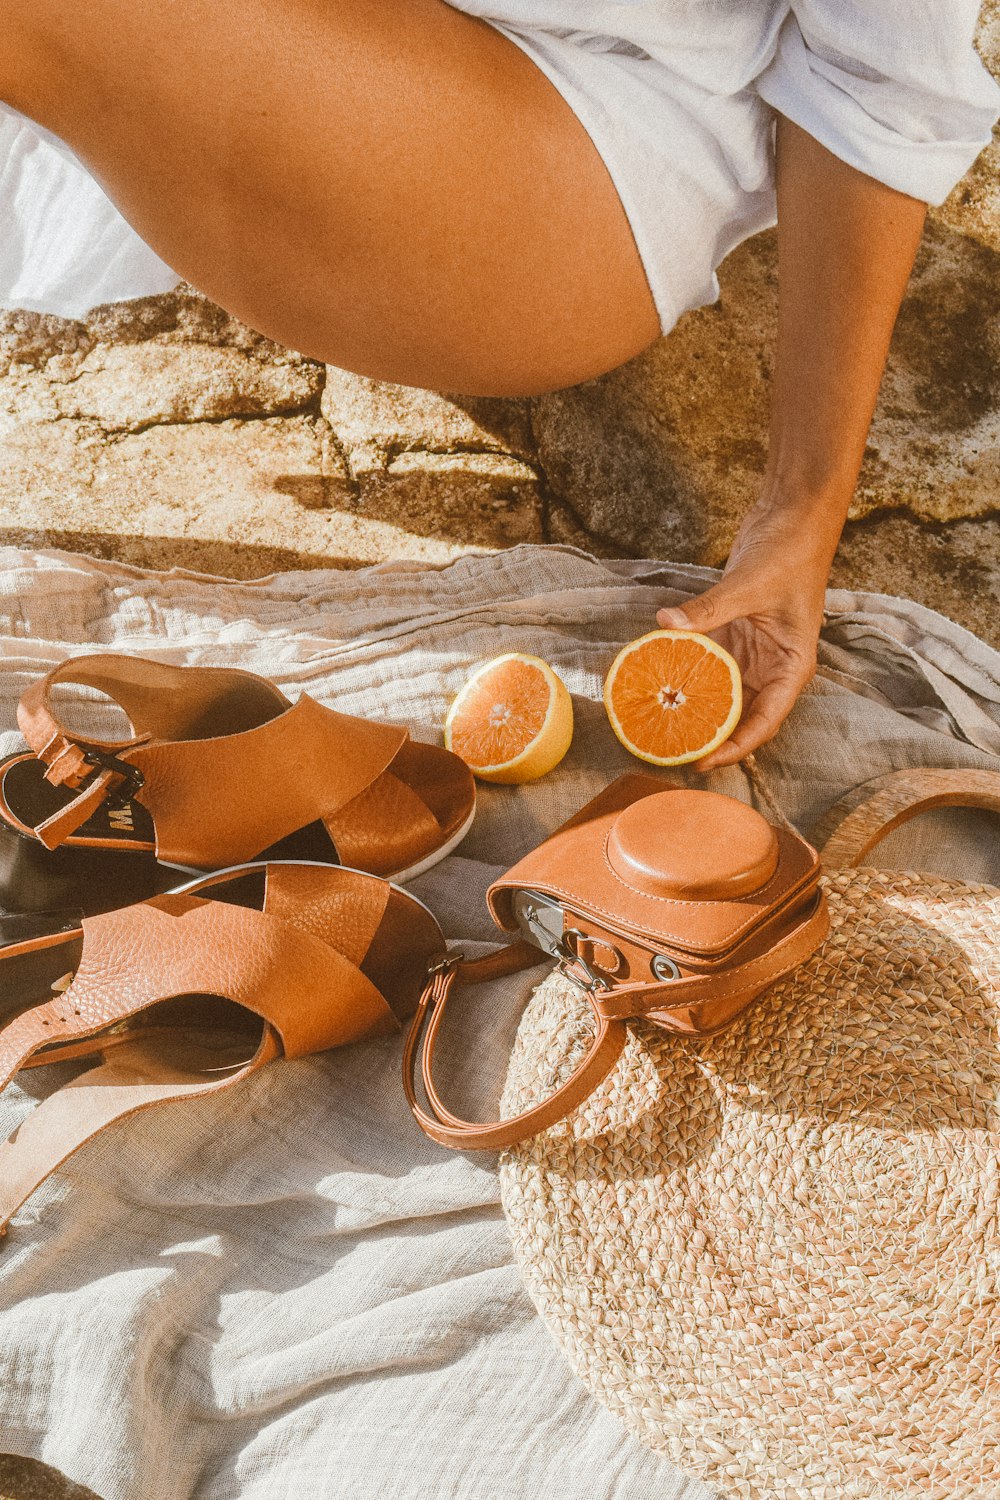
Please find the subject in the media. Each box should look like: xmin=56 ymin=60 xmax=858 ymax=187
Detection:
xmin=403 ymin=774 xmax=829 ymax=1150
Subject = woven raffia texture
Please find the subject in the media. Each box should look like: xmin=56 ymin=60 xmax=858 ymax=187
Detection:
xmin=500 ymin=868 xmax=1000 ymax=1500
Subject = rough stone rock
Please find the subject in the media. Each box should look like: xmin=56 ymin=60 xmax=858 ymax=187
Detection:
xmin=321 ymin=369 xmax=535 ymax=471
xmin=0 ymin=308 xmax=92 ymax=378
xmin=0 ymin=406 xmax=544 ymax=573
xmin=0 ymin=416 xmax=350 ymax=575
xmin=364 ymin=450 xmax=543 ymax=548
xmin=832 ymin=514 xmax=1000 ymax=649
xmin=532 ymin=218 xmax=1000 ymax=559
xmin=0 ymin=286 xmax=305 ymax=372
xmin=82 ymin=285 xmax=303 ymax=357
xmin=0 ymin=8 xmax=996 ymax=643
xmin=319 ymin=371 xmax=544 ymax=546
xmin=1 ymin=342 xmax=323 ymax=431
xmin=937 ymin=3 xmax=1000 ymax=252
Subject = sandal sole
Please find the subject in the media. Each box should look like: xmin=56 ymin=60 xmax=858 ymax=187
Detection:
xmin=389 ymin=799 xmax=476 ymax=884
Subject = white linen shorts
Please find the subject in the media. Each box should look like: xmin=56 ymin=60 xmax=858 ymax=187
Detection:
xmin=447 ymin=7 xmax=782 ymax=336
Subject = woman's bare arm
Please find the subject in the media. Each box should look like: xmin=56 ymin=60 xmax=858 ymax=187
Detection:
xmin=658 ymin=116 xmax=928 ymax=769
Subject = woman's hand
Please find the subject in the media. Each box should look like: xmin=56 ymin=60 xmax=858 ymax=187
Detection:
xmin=656 ymin=495 xmax=831 ymax=770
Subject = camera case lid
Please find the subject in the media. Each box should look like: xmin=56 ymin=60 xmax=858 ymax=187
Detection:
xmin=606 ymin=790 xmax=779 ymax=900
xmin=488 ymin=774 xmax=821 ymax=962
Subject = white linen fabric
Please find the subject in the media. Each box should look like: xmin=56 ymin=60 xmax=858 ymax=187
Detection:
xmin=0 ymin=543 xmax=998 ymax=1500
xmin=451 ymin=0 xmax=999 ymax=331
xmin=2 ymin=4 xmax=997 ymax=329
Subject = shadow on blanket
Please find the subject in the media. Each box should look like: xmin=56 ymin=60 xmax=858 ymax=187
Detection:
xmin=0 ymin=1455 xmax=103 ymax=1500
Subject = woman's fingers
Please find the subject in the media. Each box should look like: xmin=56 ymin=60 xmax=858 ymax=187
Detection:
xmin=657 ymin=573 xmax=820 ymax=769
xmin=656 ymin=577 xmax=751 ymax=634
xmin=696 ymin=668 xmax=807 ymax=771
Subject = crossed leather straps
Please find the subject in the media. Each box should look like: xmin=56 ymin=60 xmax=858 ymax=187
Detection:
xmin=0 ymin=865 xmax=412 ymax=1235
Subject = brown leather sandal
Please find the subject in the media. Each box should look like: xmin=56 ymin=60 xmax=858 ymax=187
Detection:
xmin=0 ymin=860 xmax=446 ymax=1237
xmin=0 ymin=655 xmax=475 ymax=915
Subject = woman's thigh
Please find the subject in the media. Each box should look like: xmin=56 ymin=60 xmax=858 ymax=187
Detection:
xmin=6 ymin=0 xmax=660 ymax=392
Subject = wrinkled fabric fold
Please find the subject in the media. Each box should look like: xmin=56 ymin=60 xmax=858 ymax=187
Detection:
xmin=756 ymin=2 xmax=1000 ymax=203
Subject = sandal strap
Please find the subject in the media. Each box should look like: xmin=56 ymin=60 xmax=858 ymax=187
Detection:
xmin=33 ymin=760 xmax=138 ymax=851
xmin=18 ymin=655 xmax=289 ymax=775
xmin=19 ymin=656 xmax=163 ymax=847
xmin=324 ymin=771 xmax=443 ymax=876
xmin=0 ymin=1027 xmax=282 ymax=1235
xmin=18 ymin=656 xmax=413 ymax=864
xmin=0 ymin=887 xmax=397 ymax=1096
xmin=138 ymin=695 xmax=409 ymax=867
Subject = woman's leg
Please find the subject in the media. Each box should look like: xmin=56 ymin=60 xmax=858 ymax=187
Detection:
xmin=4 ymin=0 xmax=660 ymax=393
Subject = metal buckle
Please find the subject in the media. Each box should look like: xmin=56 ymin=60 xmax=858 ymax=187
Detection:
xmin=427 ymin=952 xmax=464 ymax=978
xmin=511 ymin=890 xmax=565 ymax=958
xmin=83 ymin=748 xmax=146 ymax=808
xmin=512 ymin=892 xmax=616 ymax=994
xmin=556 ymin=930 xmax=612 ymax=994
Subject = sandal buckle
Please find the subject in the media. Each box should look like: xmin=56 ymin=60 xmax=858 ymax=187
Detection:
xmin=83 ymin=749 xmax=146 ymax=808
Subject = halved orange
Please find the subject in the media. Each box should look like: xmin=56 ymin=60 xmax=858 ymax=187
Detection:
xmin=444 ymin=653 xmax=574 ymax=784
xmin=603 ymin=629 xmax=742 ymax=765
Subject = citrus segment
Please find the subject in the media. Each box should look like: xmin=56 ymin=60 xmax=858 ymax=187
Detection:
xmin=603 ymin=630 xmax=742 ymax=766
xmin=445 ymin=653 xmax=574 ymax=784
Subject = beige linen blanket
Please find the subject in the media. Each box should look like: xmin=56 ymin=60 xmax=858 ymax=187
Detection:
xmin=0 ymin=544 xmax=998 ymax=1500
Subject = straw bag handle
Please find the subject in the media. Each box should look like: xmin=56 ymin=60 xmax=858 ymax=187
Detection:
xmin=818 ymin=767 xmax=1000 ymax=870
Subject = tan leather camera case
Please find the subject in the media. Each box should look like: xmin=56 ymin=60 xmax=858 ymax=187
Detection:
xmin=489 ymin=773 xmax=826 ymax=1036
xmin=405 ymin=773 xmax=829 ymax=1150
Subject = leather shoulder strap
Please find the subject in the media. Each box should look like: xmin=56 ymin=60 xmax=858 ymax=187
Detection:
xmin=402 ymin=945 xmax=629 ymax=1151
xmin=817 ymin=768 xmax=1000 ymax=871
xmin=594 ymin=891 xmax=829 ymax=1020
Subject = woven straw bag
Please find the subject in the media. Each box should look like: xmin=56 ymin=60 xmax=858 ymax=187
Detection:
xmin=499 ymin=768 xmax=1000 ymax=1500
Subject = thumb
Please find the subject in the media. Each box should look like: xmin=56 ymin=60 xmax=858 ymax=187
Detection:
xmin=656 ymin=578 xmax=747 ymax=634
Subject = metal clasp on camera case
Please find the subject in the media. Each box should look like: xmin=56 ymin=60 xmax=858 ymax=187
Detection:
xmin=556 ymin=929 xmax=613 ymax=993
xmin=511 ymin=890 xmax=614 ymax=994
xmin=511 ymin=889 xmax=566 ymax=958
